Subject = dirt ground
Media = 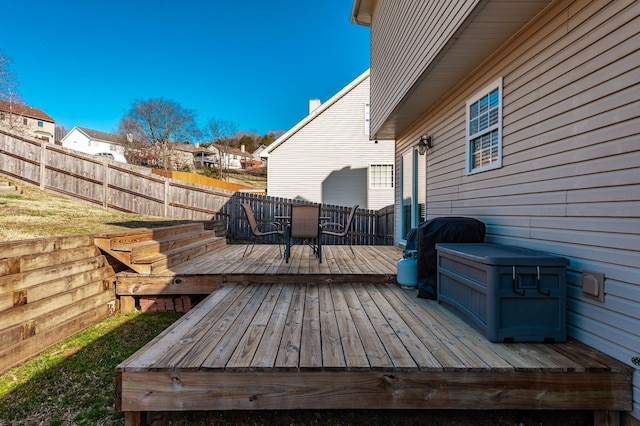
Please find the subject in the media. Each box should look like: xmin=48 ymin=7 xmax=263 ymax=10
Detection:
xmin=145 ymin=409 xmax=594 ymax=425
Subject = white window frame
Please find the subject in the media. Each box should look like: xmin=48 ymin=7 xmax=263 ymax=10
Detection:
xmin=465 ymin=77 xmax=503 ymax=174
xmin=369 ymin=163 xmax=393 ymax=189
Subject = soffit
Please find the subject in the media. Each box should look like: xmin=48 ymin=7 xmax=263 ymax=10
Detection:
xmin=372 ymin=0 xmax=552 ymax=140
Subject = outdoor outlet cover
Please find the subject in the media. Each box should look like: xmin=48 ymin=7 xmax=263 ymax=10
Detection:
xmin=582 ymin=270 xmax=605 ymax=302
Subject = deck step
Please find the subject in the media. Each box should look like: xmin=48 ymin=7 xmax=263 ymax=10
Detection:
xmin=122 ymin=230 xmax=217 ymax=262
xmin=204 ymin=219 xmax=227 ymax=237
xmin=108 ymin=223 xmax=207 ymax=249
xmin=139 ymin=236 xmax=228 ymax=274
xmin=93 ymin=223 xmax=227 ymax=274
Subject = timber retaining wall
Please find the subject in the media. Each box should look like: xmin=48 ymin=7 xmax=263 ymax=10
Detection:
xmin=0 ymin=235 xmax=117 ymax=374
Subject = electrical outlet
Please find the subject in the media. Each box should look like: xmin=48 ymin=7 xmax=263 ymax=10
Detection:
xmin=582 ymin=270 xmax=605 ymax=302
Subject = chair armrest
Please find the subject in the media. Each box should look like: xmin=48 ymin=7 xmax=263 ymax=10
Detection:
xmin=320 ymin=222 xmax=344 ymax=232
xmin=258 ymin=220 xmax=283 ymax=230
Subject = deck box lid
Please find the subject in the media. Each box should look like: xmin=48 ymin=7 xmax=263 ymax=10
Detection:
xmin=436 ymin=243 xmax=569 ymax=266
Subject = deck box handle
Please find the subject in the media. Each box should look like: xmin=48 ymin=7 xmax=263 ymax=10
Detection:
xmin=512 ymin=266 xmax=526 ymax=295
xmin=536 ymin=266 xmax=551 ymax=296
xmin=512 ymin=266 xmax=551 ymax=296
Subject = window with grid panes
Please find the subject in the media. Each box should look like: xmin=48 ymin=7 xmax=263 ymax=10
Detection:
xmin=370 ymin=164 xmax=393 ymax=189
xmin=466 ymin=78 xmax=503 ymax=173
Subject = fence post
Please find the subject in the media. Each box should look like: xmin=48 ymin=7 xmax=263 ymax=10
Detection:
xmin=164 ymin=180 xmax=170 ymax=218
xmin=103 ymin=161 xmax=109 ymax=209
xmin=39 ymin=142 xmax=46 ymax=190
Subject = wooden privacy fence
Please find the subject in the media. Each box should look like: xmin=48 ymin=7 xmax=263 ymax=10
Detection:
xmin=218 ymin=192 xmax=394 ymax=246
xmin=0 ymin=130 xmax=233 ymax=220
xmin=1 ymin=130 xmax=394 ymax=243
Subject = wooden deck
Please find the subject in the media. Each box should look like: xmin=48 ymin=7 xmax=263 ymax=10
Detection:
xmin=114 ymin=244 xmax=632 ymax=425
xmin=115 ymin=245 xmax=403 ymax=300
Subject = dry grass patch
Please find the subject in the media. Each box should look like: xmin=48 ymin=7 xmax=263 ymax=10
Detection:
xmin=0 ymin=175 xmax=194 ymax=242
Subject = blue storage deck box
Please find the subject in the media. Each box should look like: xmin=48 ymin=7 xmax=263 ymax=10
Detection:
xmin=436 ymin=243 xmax=568 ymax=343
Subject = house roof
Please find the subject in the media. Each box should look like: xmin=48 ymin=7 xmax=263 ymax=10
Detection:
xmin=352 ymin=1 xmax=552 ymax=139
xmin=73 ymin=126 xmax=127 ymax=145
xmin=350 ymin=0 xmax=374 ymax=25
xmin=213 ymin=144 xmax=253 ymax=158
xmin=0 ymin=100 xmax=55 ymax=122
xmin=252 ymin=144 xmax=268 ymax=158
xmin=261 ymin=68 xmax=370 ymax=157
xmin=174 ymin=143 xmax=211 ymax=154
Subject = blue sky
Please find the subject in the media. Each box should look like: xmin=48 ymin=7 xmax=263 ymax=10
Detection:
xmin=1 ymin=0 xmax=369 ymax=138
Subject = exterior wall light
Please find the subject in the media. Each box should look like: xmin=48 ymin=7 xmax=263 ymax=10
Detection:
xmin=417 ymin=135 xmax=432 ymax=155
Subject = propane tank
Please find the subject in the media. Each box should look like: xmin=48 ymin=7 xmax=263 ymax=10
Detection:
xmin=397 ymin=249 xmax=418 ymax=288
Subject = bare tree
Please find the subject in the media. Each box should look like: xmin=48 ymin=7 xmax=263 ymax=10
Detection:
xmin=0 ymin=50 xmax=28 ymax=135
xmin=117 ymin=98 xmax=201 ymax=170
xmin=55 ymin=125 xmax=69 ymax=143
xmin=0 ymin=50 xmax=21 ymax=104
xmin=203 ymin=117 xmax=239 ymax=179
xmin=204 ymin=117 xmax=238 ymax=143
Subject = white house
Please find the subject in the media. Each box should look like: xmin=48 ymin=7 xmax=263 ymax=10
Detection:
xmin=0 ymin=100 xmax=55 ymax=143
xmin=193 ymin=144 xmax=255 ymax=171
xmin=261 ymin=69 xmax=394 ymax=210
xmin=61 ymin=126 xmax=127 ymax=163
xmin=353 ymin=0 xmax=639 ymax=421
xmin=213 ymin=144 xmax=254 ymax=170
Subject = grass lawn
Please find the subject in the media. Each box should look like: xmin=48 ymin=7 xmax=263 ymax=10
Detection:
xmin=0 ymin=312 xmax=181 ymax=425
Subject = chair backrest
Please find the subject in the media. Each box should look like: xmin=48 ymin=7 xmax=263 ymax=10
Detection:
xmin=324 ymin=204 xmax=358 ymax=237
xmin=241 ymin=203 xmax=259 ymax=234
xmin=343 ymin=204 xmax=359 ymax=234
xmin=290 ymin=204 xmax=320 ymax=238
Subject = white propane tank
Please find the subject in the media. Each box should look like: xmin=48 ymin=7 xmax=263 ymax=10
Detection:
xmin=397 ymin=249 xmax=418 ymax=288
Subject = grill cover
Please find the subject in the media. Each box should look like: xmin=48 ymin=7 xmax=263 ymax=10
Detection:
xmin=412 ymin=217 xmax=486 ymax=299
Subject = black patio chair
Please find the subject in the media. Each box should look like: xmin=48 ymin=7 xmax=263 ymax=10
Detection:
xmin=286 ymin=203 xmax=322 ymax=263
xmin=320 ymin=204 xmax=359 ymax=255
xmin=241 ymin=203 xmax=284 ymax=257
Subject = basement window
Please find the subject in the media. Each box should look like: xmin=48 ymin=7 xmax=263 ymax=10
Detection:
xmin=466 ymin=77 xmax=503 ymax=174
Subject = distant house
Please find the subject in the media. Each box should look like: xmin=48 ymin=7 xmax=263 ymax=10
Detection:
xmin=60 ymin=126 xmax=127 ymax=163
xmin=252 ymin=144 xmax=268 ymax=161
xmin=261 ymin=69 xmax=394 ymax=210
xmin=0 ymin=100 xmax=55 ymax=142
xmin=217 ymin=144 xmax=254 ymax=170
xmin=186 ymin=143 xmax=255 ymax=171
xmin=172 ymin=143 xmax=204 ymax=171
xmin=353 ymin=0 xmax=640 ymax=421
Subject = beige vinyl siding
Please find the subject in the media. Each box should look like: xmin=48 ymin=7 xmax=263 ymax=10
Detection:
xmin=266 ymin=75 xmax=394 ymax=210
xmin=391 ymin=0 xmax=640 ymax=418
xmin=369 ymin=0 xmax=478 ymax=136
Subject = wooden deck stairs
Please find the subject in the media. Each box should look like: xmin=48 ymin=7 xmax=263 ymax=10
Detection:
xmin=94 ymin=223 xmax=226 ymax=274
